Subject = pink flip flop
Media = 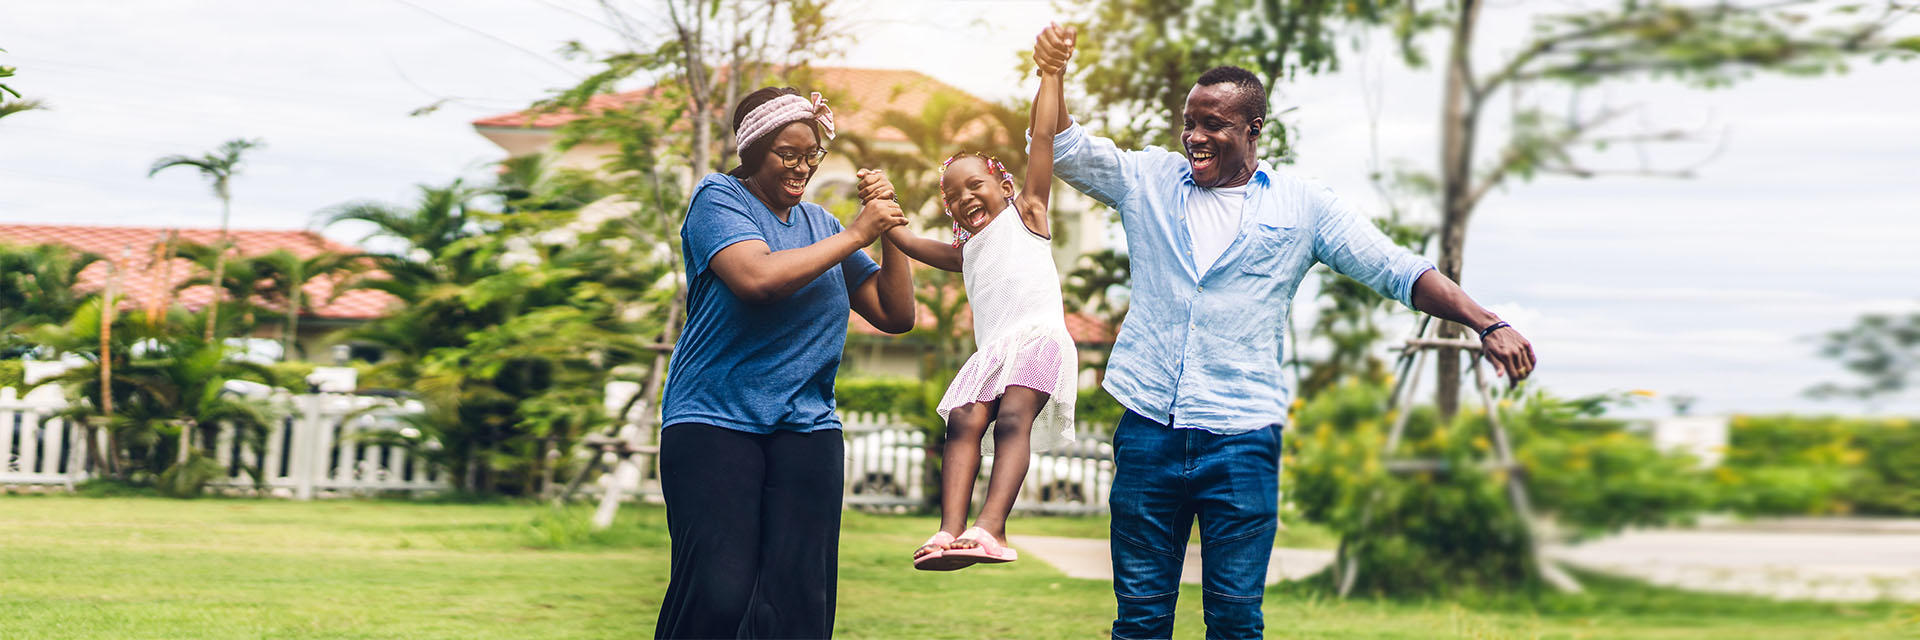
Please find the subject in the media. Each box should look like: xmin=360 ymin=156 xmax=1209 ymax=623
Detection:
xmin=936 ymin=526 xmax=1018 ymax=568
xmin=912 ymin=531 xmax=958 ymax=571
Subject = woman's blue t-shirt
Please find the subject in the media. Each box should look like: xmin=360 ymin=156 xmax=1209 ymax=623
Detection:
xmin=662 ymin=174 xmax=880 ymax=434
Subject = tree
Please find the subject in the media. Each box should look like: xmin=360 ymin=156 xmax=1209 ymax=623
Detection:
xmin=174 ymin=246 xmax=275 ymax=338
xmin=29 ymin=303 xmax=279 ymax=491
xmin=1411 ymin=0 xmax=1919 ymax=418
xmin=1061 ymin=0 xmax=1417 ymax=160
xmin=1808 ymin=309 xmax=1920 ymax=407
xmin=0 ymin=243 xmax=100 ymax=354
xmin=1070 ymin=1 xmax=1920 ymax=417
xmin=320 ymin=171 xmax=669 ymax=494
xmin=148 ymin=138 xmax=264 ymax=341
xmin=511 ymin=1 xmax=852 ymax=471
xmin=253 ymin=249 xmax=366 ymax=362
xmin=1063 ymin=248 xmax=1130 ymax=384
xmin=0 ymin=47 xmax=44 ymax=123
xmin=541 ymin=0 xmax=849 ymax=186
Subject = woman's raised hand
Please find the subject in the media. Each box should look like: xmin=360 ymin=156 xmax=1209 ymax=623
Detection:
xmin=849 ymin=189 xmax=908 ymax=245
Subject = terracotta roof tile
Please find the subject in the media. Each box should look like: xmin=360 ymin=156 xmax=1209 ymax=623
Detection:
xmin=472 ymin=67 xmax=987 ymax=144
xmin=0 ymin=224 xmax=396 ymax=321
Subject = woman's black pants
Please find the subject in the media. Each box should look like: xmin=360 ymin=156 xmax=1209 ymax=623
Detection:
xmin=654 ymin=424 xmax=844 ymax=639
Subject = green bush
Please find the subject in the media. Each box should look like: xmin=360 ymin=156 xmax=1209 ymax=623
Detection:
xmin=0 ymin=359 xmax=22 ymax=389
xmin=1284 ymin=381 xmax=1709 ymax=595
xmin=1076 ymin=386 xmax=1126 ymax=435
xmin=157 ymin=453 xmax=226 ymax=499
xmin=834 ymin=377 xmax=921 ymax=416
xmin=1854 ymin=422 xmax=1920 ymax=514
xmin=1715 ymin=415 xmax=1918 ymax=515
xmin=266 ymin=360 xmax=318 ymax=390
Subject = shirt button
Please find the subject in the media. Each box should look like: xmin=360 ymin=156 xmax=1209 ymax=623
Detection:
xmin=1197 ymin=285 xmax=1204 ymax=292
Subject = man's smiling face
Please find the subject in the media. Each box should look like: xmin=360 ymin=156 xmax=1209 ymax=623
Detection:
xmin=1181 ymin=82 xmax=1260 ymax=188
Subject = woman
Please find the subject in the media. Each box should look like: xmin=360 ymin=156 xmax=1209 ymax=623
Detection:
xmin=654 ymin=86 xmax=915 ymax=639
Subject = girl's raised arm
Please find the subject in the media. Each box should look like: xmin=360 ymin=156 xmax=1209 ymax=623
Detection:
xmin=1018 ymin=25 xmax=1073 ymax=237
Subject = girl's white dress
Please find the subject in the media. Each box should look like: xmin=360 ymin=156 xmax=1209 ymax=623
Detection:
xmin=935 ymin=205 xmax=1078 ymax=454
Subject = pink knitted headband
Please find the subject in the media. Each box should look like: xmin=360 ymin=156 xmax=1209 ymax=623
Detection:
xmin=735 ymin=91 xmax=836 ymax=156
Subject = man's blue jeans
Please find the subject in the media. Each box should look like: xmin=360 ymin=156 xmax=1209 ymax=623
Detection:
xmin=1109 ymin=410 xmax=1280 ymax=640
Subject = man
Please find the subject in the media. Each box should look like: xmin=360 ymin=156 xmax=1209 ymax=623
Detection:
xmin=1032 ymin=25 xmax=1537 ymax=639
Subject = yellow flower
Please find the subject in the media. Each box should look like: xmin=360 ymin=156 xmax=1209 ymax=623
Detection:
xmin=1629 ymin=389 xmax=1657 ymax=398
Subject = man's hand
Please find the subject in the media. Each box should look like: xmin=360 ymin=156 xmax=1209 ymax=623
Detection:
xmin=855 ymin=168 xmax=896 ymax=203
xmin=1481 ymin=326 xmax=1537 ymax=389
xmin=1034 ymin=22 xmax=1076 ymax=75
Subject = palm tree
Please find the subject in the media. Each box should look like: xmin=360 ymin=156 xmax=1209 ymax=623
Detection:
xmin=253 ymin=249 xmax=364 ymax=361
xmin=29 ymin=303 xmax=278 ymax=488
xmin=174 ymin=244 xmax=274 ymax=338
xmin=494 ymin=154 xmax=605 ymax=214
xmin=148 ymin=138 xmax=263 ymax=340
xmin=838 ymin=88 xmax=1003 ymax=222
xmin=322 ymin=180 xmax=478 ymax=258
xmin=0 ymin=243 xmax=100 ymax=354
xmin=0 ymin=51 xmax=43 ymax=123
xmin=0 ymin=98 xmax=42 ymax=122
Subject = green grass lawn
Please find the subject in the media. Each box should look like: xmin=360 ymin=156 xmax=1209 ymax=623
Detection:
xmin=0 ymin=495 xmax=1913 ymax=639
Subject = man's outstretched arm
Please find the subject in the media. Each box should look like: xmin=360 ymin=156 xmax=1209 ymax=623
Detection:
xmin=1410 ymin=270 xmax=1537 ymax=385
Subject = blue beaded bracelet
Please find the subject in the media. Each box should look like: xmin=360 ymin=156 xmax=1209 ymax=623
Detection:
xmin=1477 ymin=321 xmax=1511 ymax=340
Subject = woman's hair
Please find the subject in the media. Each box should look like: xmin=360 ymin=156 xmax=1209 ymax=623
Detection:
xmin=728 ymin=86 xmax=821 ymax=179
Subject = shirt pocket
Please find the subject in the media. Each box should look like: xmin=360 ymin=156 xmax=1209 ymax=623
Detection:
xmin=1238 ymin=224 xmax=1297 ymax=278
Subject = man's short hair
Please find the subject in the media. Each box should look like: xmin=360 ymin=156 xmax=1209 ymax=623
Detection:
xmin=1194 ymin=66 xmax=1267 ymax=126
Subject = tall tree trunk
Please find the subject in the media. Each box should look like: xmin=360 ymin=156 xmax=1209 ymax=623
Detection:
xmin=96 ymin=261 xmax=118 ymax=477
xmin=1434 ymin=0 xmax=1483 ymax=421
xmin=282 ymin=278 xmax=301 ymax=361
xmin=205 ymin=195 xmax=231 ymax=341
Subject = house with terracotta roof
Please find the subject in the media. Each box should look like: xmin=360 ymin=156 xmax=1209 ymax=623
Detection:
xmin=472 ymin=66 xmax=1118 ymax=383
xmin=0 ymin=224 xmax=394 ymax=362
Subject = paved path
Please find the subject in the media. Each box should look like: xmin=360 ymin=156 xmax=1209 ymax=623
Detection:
xmin=1016 ymin=535 xmax=1335 ymax=587
xmin=1018 ymin=521 xmax=1920 ymax=601
xmin=1546 ymin=528 xmax=1920 ymax=601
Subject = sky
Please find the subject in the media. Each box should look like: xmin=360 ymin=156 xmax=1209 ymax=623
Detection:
xmin=2 ymin=0 xmax=1916 ymax=418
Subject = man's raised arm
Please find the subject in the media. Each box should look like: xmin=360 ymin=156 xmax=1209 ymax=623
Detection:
xmin=1029 ymin=23 xmax=1150 ymax=210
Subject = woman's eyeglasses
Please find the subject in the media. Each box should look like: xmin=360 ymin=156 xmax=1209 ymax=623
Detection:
xmin=773 ymin=147 xmax=829 ymax=169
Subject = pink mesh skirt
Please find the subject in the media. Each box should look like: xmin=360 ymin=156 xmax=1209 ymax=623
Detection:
xmin=935 ymin=326 xmax=1078 ymax=454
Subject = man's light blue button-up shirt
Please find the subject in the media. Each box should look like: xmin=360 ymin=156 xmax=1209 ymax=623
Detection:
xmin=1049 ymin=122 xmax=1436 ymax=434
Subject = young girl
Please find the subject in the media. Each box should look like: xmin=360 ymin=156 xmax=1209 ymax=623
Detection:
xmin=888 ymin=62 xmax=1076 ymax=571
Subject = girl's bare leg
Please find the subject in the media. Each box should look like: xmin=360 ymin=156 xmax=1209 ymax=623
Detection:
xmin=921 ymin=400 xmax=997 ymax=558
xmin=951 ymin=385 xmax=1048 ymax=547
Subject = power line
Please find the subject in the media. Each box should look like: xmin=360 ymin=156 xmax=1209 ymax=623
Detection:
xmin=4 ymin=124 xmax=471 ymax=176
xmin=9 ymin=54 xmax=428 ymax=110
xmin=523 ymin=0 xmax=622 ymax=32
xmin=388 ymin=0 xmax=585 ymax=80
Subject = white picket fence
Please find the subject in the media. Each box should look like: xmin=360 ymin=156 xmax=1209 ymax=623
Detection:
xmin=2 ymin=385 xmax=1114 ymax=512
xmin=0 ymin=386 xmax=448 ymax=498
xmin=0 ymin=387 xmax=78 ymax=486
xmin=840 ymin=412 xmax=1115 ymax=515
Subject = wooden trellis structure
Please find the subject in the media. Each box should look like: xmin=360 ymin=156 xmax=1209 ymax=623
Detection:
xmin=1334 ymin=315 xmax=1580 ymax=597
